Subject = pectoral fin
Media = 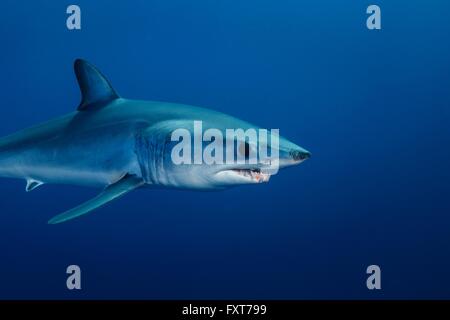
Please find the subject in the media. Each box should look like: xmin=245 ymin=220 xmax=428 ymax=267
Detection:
xmin=48 ymin=174 xmax=145 ymax=224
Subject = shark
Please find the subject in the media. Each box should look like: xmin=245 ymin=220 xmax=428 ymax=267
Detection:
xmin=0 ymin=59 xmax=311 ymax=224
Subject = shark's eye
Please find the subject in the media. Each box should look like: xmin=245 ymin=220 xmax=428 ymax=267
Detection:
xmin=238 ymin=141 xmax=251 ymax=159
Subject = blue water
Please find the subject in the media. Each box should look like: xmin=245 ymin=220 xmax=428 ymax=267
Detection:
xmin=0 ymin=0 xmax=450 ymax=299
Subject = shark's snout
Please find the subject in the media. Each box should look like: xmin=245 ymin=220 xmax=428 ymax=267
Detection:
xmin=277 ymin=143 xmax=311 ymax=169
xmin=289 ymin=149 xmax=311 ymax=161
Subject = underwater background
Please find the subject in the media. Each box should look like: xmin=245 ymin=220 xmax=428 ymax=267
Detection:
xmin=0 ymin=0 xmax=450 ymax=299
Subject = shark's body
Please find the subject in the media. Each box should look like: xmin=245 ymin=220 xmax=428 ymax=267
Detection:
xmin=0 ymin=99 xmax=256 ymax=188
xmin=0 ymin=60 xmax=310 ymax=224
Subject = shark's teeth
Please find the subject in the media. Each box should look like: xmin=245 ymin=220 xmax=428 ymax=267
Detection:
xmin=232 ymin=169 xmax=270 ymax=183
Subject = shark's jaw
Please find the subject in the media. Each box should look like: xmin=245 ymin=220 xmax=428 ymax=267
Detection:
xmin=230 ymin=168 xmax=271 ymax=183
xmin=215 ymin=167 xmax=272 ymax=184
xmin=213 ymin=154 xmax=311 ymax=186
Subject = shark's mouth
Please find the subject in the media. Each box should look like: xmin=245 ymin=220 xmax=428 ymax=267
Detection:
xmin=225 ymin=168 xmax=271 ymax=183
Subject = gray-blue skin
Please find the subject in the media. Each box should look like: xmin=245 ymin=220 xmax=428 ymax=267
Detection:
xmin=0 ymin=59 xmax=311 ymax=224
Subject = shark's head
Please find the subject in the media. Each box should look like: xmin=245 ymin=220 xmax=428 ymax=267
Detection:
xmin=206 ymin=132 xmax=311 ymax=188
xmin=135 ymin=106 xmax=310 ymax=189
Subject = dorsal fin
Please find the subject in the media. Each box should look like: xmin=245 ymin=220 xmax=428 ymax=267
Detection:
xmin=74 ymin=59 xmax=119 ymax=111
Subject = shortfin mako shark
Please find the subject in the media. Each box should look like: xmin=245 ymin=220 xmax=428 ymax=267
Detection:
xmin=0 ymin=59 xmax=311 ymax=224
